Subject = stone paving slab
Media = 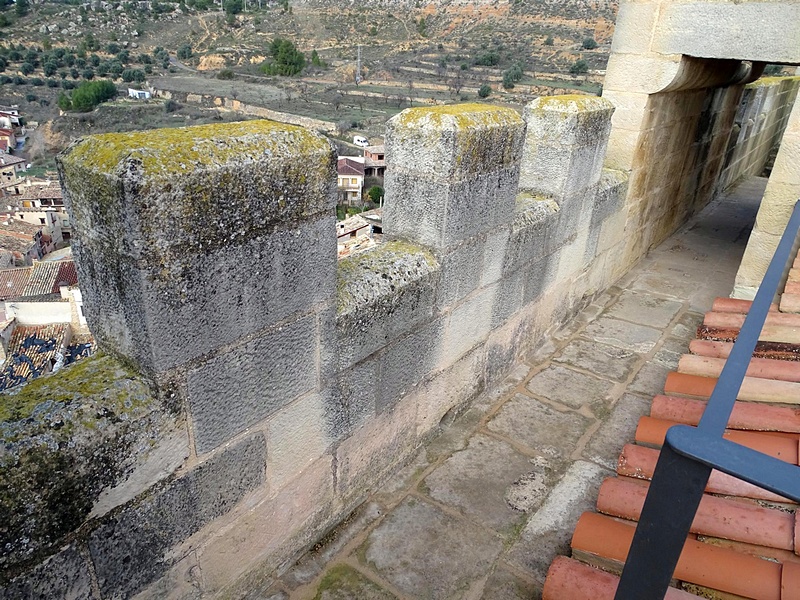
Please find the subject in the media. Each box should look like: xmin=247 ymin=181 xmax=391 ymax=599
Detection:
xmin=311 ymin=565 xmax=398 ymax=600
xmin=361 ymin=498 xmax=504 ymax=600
xmin=505 ymin=460 xmax=611 ymax=586
xmin=486 ymin=394 xmax=596 ymax=460
xmin=604 ymin=290 xmax=684 ymax=328
xmin=583 ymin=394 xmax=652 ymax=470
xmin=554 ymin=338 xmax=641 ymax=382
xmin=525 ymin=365 xmax=615 ymax=410
xmin=266 ymin=181 xmax=761 ymax=600
xmin=580 ymin=316 xmax=662 ymax=353
xmin=422 ymin=434 xmax=541 ymax=533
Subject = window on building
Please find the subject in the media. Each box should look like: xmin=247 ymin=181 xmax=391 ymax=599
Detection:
xmin=39 ymin=218 xmax=45 ymax=224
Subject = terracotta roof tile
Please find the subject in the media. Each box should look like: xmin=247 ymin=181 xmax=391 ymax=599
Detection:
xmin=544 ymin=245 xmax=800 ymax=599
xmin=21 ymin=260 xmax=78 ymax=297
xmin=0 ymin=323 xmax=68 ymax=391
xmin=16 ymin=184 xmax=63 ymax=202
xmin=337 ymin=157 xmax=365 ymax=177
xmin=0 ymin=267 xmax=32 ymax=300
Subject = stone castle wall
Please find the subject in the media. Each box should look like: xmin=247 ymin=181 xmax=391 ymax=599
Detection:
xmin=1 ymin=77 xmax=796 ymax=598
xmin=717 ymin=77 xmax=800 ymax=194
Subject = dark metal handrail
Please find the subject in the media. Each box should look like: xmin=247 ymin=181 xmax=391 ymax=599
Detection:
xmin=614 ymin=199 xmax=800 ymax=600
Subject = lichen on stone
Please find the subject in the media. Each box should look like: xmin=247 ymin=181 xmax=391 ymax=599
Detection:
xmin=393 ymin=103 xmax=523 ymax=130
xmin=0 ymin=353 xmax=174 ymax=581
xmin=59 ymin=120 xmax=331 ymax=178
xmin=513 ymin=193 xmax=559 ymax=231
xmin=337 ymin=241 xmax=439 ymax=315
xmin=527 ymin=94 xmax=613 ymax=114
xmin=747 ymin=75 xmax=800 ymax=89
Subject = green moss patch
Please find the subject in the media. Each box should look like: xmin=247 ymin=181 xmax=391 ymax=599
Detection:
xmin=337 ymin=241 xmax=438 ymax=315
xmin=60 ymin=119 xmax=331 ymax=178
xmin=0 ymin=353 xmax=171 ymax=580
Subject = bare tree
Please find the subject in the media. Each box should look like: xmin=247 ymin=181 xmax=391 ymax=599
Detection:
xmin=448 ymin=72 xmax=464 ymax=97
xmin=297 ymin=81 xmax=309 ymax=102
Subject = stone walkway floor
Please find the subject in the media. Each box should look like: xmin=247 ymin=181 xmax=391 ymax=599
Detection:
xmin=259 ymin=177 xmax=766 ymax=600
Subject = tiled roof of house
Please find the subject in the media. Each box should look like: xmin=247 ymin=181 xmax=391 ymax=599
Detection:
xmin=17 ymin=184 xmax=63 ymax=201
xmin=0 ymin=260 xmax=78 ymax=300
xmin=338 ymin=157 xmax=365 ymax=177
xmin=0 ymin=267 xmax=32 ymax=300
xmin=0 ymin=155 xmax=25 ymax=167
xmin=542 ymin=255 xmax=800 ymax=599
xmin=336 ymin=214 xmax=370 ymax=239
xmin=0 ymin=323 xmax=69 ymax=391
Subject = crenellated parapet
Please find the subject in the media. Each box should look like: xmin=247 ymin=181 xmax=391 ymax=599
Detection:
xmin=3 ymin=101 xmax=630 ymax=598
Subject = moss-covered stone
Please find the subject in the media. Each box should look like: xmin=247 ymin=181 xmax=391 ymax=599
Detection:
xmin=394 ymin=103 xmax=522 ymax=130
xmin=337 ymin=241 xmax=438 ymax=315
xmin=313 ymin=564 xmax=398 ymax=600
xmin=386 ymin=103 xmax=525 ymax=181
xmin=60 ymin=120 xmax=331 ymax=178
xmin=746 ymin=75 xmax=800 ymax=89
xmin=0 ymin=353 xmax=173 ymax=581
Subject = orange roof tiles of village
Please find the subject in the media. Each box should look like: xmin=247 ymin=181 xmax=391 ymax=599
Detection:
xmin=337 ymin=156 xmax=365 ymax=177
xmin=0 ymin=260 xmax=78 ymax=301
xmin=16 ymin=184 xmax=63 ymax=202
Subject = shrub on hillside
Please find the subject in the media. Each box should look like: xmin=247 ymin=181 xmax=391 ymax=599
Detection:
xmin=60 ymin=79 xmax=117 ymax=111
xmin=261 ymin=38 xmax=305 ymax=76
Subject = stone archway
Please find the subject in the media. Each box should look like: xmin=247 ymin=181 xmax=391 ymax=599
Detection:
xmin=601 ymin=0 xmax=800 ymax=291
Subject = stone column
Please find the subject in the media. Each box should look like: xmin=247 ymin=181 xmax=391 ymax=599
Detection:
xmin=58 ymin=120 xmax=337 ymax=453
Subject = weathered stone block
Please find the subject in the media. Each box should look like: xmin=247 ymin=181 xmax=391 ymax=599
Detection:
xmin=385 ymin=168 xmax=520 ymax=250
xmin=335 ymin=395 xmax=417 ymax=504
xmin=480 ymin=229 xmax=511 ymax=287
xmin=384 ymin=104 xmax=525 ymax=250
xmin=414 ymin=346 xmax=485 ymax=438
xmin=440 ymin=286 xmax=495 ymax=366
xmin=188 ymin=314 xmax=318 ymax=453
xmin=0 ymin=354 xmax=169 ymax=576
xmin=322 ymin=367 xmax=373 ymax=444
xmin=385 ymin=104 xmax=525 ymax=180
xmin=437 ymin=237 xmax=484 ymax=307
xmin=336 ymin=242 xmax=440 ymax=371
xmin=195 ymin=456 xmax=333 ymax=595
xmin=89 ymin=433 xmax=266 ymax=598
xmin=266 ymin=393 xmax=329 ymax=490
xmin=376 ymin=317 xmax=445 ymax=413
xmin=590 ymin=169 xmax=628 ymax=230
xmin=520 ymin=95 xmax=614 ymax=200
xmin=57 ymin=121 xmax=337 ymax=375
xmin=503 ymin=197 xmax=559 ymax=274
xmin=0 ymin=545 xmax=93 ymax=600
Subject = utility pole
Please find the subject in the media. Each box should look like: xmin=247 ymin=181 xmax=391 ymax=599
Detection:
xmin=356 ymin=44 xmax=362 ymax=84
